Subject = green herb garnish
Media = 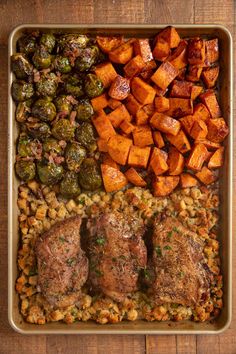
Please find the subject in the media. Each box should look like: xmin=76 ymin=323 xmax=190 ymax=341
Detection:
xmin=155 ymin=246 xmax=162 ymax=257
xmin=173 ymin=227 xmax=179 ymax=233
xmin=95 ymin=269 xmax=103 ymax=277
xmin=59 ymin=236 xmax=65 ymax=243
xmin=96 ymin=237 xmax=105 ymax=245
xmin=163 ymin=245 xmax=172 ymax=251
xmin=66 ymin=257 xmax=77 ymax=267
xmin=167 ymin=231 xmax=173 ymax=241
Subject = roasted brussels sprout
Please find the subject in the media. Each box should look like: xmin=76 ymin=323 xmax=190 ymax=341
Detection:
xmin=32 ymin=46 xmax=51 ymax=69
xmin=74 ymin=46 xmax=99 ymax=72
xmin=17 ymin=133 xmax=34 ymax=157
xmin=36 ymin=72 xmax=58 ymax=97
xmin=15 ymin=100 xmax=32 ymax=122
xmin=15 ymin=160 xmax=36 ymax=181
xmin=26 ymin=121 xmax=51 ymax=140
xmin=76 ymin=98 xmax=94 ymax=122
xmin=11 ymin=53 xmax=33 ymax=80
xmin=75 ymin=122 xmax=97 ymax=152
xmin=53 ymin=55 xmax=71 ymax=73
xmin=64 ymin=74 xmax=84 ymax=98
xmin=54 ymin=95 xmax=72 ymax=116
xmin=40 ymin=33 xmax=56 ymax=53
xmin=65 ymin=142 xmax=86 ymax=171
xmin=84 ymin=73 xmax=104 ymax=98
xmin=11 ymin=80 xmax=34 ymax=102
xmin=78 ymin=158 xmax=102 ymax=191
xmin=37 ymin=161 xmax=64 ymax=185
xmin=32 ymin=97 xmax=57 ymax=122
xmin=52 ymin=119 xmax=75 ymax=141
xmin=17 ymin=35 xmax=37 ymax=56
xmin=58 ymin=34 xmax=89 ymax=54
xmin=60 ymin=171 xmax=81 ymax=198
xmin=43 ymin=138 xmax=62 ymax=154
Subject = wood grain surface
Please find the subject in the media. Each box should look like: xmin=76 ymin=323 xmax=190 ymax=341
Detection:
xmin=0 ymin=1 xmax=235 ymax=353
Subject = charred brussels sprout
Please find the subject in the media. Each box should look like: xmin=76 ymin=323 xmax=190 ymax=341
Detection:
xmin=78 ymin=158 xmax=102 ymax=191
xmin=17 ymin=133 xmax=34 ymax=157
xmin=15 ymin=160 xmax=36 ymax=181
xmin=32 ymin=98 xmax=56 ymax=122
xmin=54 ymin=95 xmax=72 ymax=116
xmin=76 ymin=98 xmax=94 ymax=122
xmin=53 ymin=55 xmax=71 ymax=73
xmin=84 ymin=73 xmax=104 ymax=98
xmin=60 ymin=171 xmax=81 ymax=198
xmin=36 ymin=73 xmax=58 ymax=97
xmin=15 ymin=100 xmax=32 ymax=122
xmin=64 ymin=74 xmax=84 ymax=98
xmin=74 ymin=46 xmax=99 ymax=72
xmin=58 ymin=34 xmax=89 ymax=53
xmin=75 ymin=122 xmax=97 ymax=152
xmin=43 ymin=138 xmax=62 ymax=154
xmin=32 ymin=46 xmax=51 ymax=69
xmin=65 ymin=142 xmax=86 ymax=172
xmin=52 ymin=119 xmax=75 ymax=141
xmin=11 ymin=80 xmax=34 ymax=102
xmin=26 ymin=121 xmax=51 ymax=140
xmin=37 ymin=161 xmax=64 ymax=185
xmin=11 ymin=53 xmax=33 ymax=80
xmin=40 ymin=33 xmax=56 ymax=53
xmin=17 ymin=35 xmax=37 ymax=56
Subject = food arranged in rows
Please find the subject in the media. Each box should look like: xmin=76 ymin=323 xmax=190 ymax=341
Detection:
xmin=11 ymin=27 xmax=228 ymax=197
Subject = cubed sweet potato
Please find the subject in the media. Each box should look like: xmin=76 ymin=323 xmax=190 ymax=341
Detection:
xmin=186 ymin=65 xmax=203 ymax=82
xmin=186 ymin=143 xmax=209 ymax=171
xmin=120 ymin=120 xmax=135 ymax=135
xmin=140 ymin=60 xmax=157 ymax=80
xmin=96 ymin=35 xmax=124 ymax=53
xmin=135 ymin=109 xmax=149 ymax=125
xmin=128 ymin=145 xmax=151 ymax=168
xmin=170 ymin=80 xmax=193 ymax=98
xmin=143 ymin=103 xmax=155 ymax=116
xmin=180 ymin=173 xmax=199 ymax=188
xmin=208 ymin=146 xmax=224 ymax=169
xmin=193 ymin=103 xmax=210 ymax=121
xmin=200 ymin=91 xmax=221 ymax=118
xmin=92 ymin=111 xmax=116 ymax=140
xmin=153 ymin=176 xmax=179 ymax=197
xmin=107 ymin=104 xmax=131 ymax=128
xmin=150 ymin=112 xmax=181 ymax=136
xmin=154 ymin=85 xmax=168 ymax=97
xmin=207 ymin=118 xmax=229 ymax=143
xmin=101 ymin=164 xmax=128 ymax=192
xmin=176 ymin=67 xmax=187 ymax=80
xmin=157 ymin=26 xmax=181 ymax=49
xmin=94 ymin=62 xmax=117 ymax=88
xmin=153 ymin=37 xmax=170 ymax=61
xmin=153 ymin=131 xmax=165 ymax=148
xmin=103 ymin=153 xmax=119 ymax=169
xmin=107 ymin=134 xmax=132 ymax=165
xmin=91 ymin=93 xmax=108 ymax=111
xmin=187 ymin=37 xmax=205 ymax=65
xmin=168 ymin=147 xmax=184 ymax=175
xmin=108 ymin=75 xmax=130 ymax=100
xmin=179 ymin=115 xmax=196 ymax=135
xmin=109 ymin=39 xmax=134 ymax=64
xmin=124 ymin=55 xmax=146 ymax=77
xmin=201 ymin=66 xmax=219 ymax=88
xmin=194 ymin=138 xmax=221 ymax=150
xmin=205 ymin=39 xmax=219 ymax=64
xmin=125 ymin=168 xmax=147 ymax=187
xmin=97 ymin=137 xmax=109 ymax=152
xmin=167 ymin=40 xmax=188 ymax=69
xmin=165 ymin=98 xmax=193 ymax=118
xmin=191 ymin=85 xmax=203 ymax=100
xmin=166 ymin=130 xmax=191 ymax=154
xmin=149 ymin=148 xmax=169 ymax=176
xmin=190 ymin=120 xmax=208 ymax=140
xmin=155 ymin=97 xmax=170 ymax=112
xmin=125 ymin=94 xmax=143 ymax=116
xmin=133 ymin=39 xmax=153 ymax=62
xmin=133 ymin=125 xmax=154 ymax=147
xmin=108 ymin=97 xmax=122 ymax=109
xmin=196 ymin=166 xmax=216 ymax=185
xmin=151 ymin=62 xmax=179 ymax=90
xmin=131 ymin=77 xmax=156 ymax=105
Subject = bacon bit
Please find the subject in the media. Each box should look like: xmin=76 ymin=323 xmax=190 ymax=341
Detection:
xmin=65 ymin=48 xmax=81 ymax=66
xmin=58 ymin=140 xmax=67 ymax=149
xmin=31 ymin=141 xmax=43 ymax=160
xmin=54 ymin=156 xmax=65 ymax=164
xmin=16 ymin=155 xmax=34 ymax=161
xmin=55 ymin=72 xmax=64 ymax=83
xmin=33 ymin=70 xmax=41 ymax=83
xmin=70 ymin=110 xmax=77 ymax=125
xmin=48 ymin=155 xmax=54 ymax=163
xmin=67 ymin=95 xmax=78 ymax=105
xmin=40 ymin=68 xmax=51 ymax=75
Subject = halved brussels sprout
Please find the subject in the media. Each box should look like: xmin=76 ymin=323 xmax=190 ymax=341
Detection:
xmin=43 ymin=138 xmax=62 ymax=154
xmin=15 ymin=100 xmax=32 ymax=122
xmin=76 ymin=98 xmax=94 ymax=122
xmin=75 ymin=122 xmax=97 ymax=152
xmin=17 ymin=133 xmax=34 ymax=157
xmin=54 ymin=95 xmax=72 ymax=116
xmin=53 ymin=55 xmax=72 ymax=73
xmin=11 ymin=53 xmax=33 ymax=80
xmin=36 ymin=72 xmax=58 ymax=97
xmin=40 ymin=33 xmax=56 ymax=53
xmin=78 ymin=158 xmax=102 ymax=191
xmin=65 ymin=142 xmax=86 ymax=172
xmin=32 ymin=45 xmax=52 ymax=69
xmin=52 ymin=118 xmax=75 ymax=141
xmin=58 ymin=34 xmax=89 ymax=53
xmin=11 ymin=80 xmax=34 ymax=102
xmin=15 ymin=160 xmax=36 ymax=181
xmin=17 ymin=35 xmax=37 ymax=56
xmin=32 ymin=97 xmax=56 ymax=122
xmin=37 ymin=161 xmax=64 ymax=185
xmin=26 ymin=121 xmax=51 ymax=140
xmin=74 ymin=46 xmax=99 ymax=72
xmin=84 ymin=73 xmax=104 ymax=98
xmin=60 ymin=171 xmax=81 ymax=198
xmin=64 ymin=74 xmax=84 ymax=98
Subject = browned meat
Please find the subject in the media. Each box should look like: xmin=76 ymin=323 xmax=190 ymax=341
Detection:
xmin=35 ymin=216 xmax=88 ymax=308
xmin=87 ymin=212 xmax=147 ymax=302
xmin=149 ymin=216 xmax=212 ymax=306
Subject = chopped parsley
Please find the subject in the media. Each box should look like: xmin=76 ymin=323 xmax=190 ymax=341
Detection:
xmin=178 ymin=271 xmax=185 ymax=278
xmin=96 ymin=237 xmax=105 ymax=245
xmin=163 ymin=245 xmax=172 ymax=251
xmin=112 ymin=257 xmax=117 ymax=262
xmin=66 ymin=257 xmax=77 ymax=267
xmin=155 ymin=245 xmax=162 ymax=257
xmin=59 ymin=236 xmax=66 ymax=243
xmin=78 ymin=197 xmax=85 ymax=205
xmin=173 ymin=226 xmax=180 ymax=233
xmin=143 ymin=268 xmax=151 ymax=280
xmin=94 ymin=269 xmax=103 ymax=277
xmin=119 ymin=255 xmax=126 ymax=260
xmin=167 ymin=231 xmax=173 ymax=241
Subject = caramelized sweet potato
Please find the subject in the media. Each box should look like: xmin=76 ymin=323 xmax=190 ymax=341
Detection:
xmin=107 ymin=134 xmax=132 ymax=165
xmin=101 ymin=164 xmax=128 ymax=192
xmin=207 ymin=118 xmax=229 ymax=143
xmin=167 ymin=40 xmax=188 ymax=69
xmin=140 ymin=60 xmax=157 ymax=80
xmin=135 ymin=109 xmax=149 ymax=125
xmin=124 ymin=55 xmax=146 ymax=77
xmin=187 ymin=37 xmax=205 ymax=65
xmin=166 ymin=98 xmax=193 ymax=118
xmin=128 ymin=145 xmax=151 ymax=168
xmin=96 ymin=35 xmax=124 ymax=53
xmin=133 ymin=39 xmax=153 ymax=62
xmin=176 ymin=67 xmax=187 ymax=80
xmin=92 ymin=111 xmax=116 ymax=140
xmin=142 ymin=103 xmax=155 ymax=116
xmin=91 ymin=93 xmax=108 ymax=111
xmin=170 ymin=80 xmax=193 ymax=98
xmin=186 ymin=65 xmax=203 ymax=82
xmin=150 ymin=112 xmax=181 ymax=136
xmin=179 ymin=115 xmax=196 ymax=135
xmin=125 ymin=94 xmax=142 ymax=116
xmin=120 ymin=120 xmax=135 ymax=135
xmin=153 ymin=37 xmax=170 ymax=61
xmin=107 ymin=97 xmax=122 ymax=110
xmin=153 ymin=131 xmax=165 ymax=148
xmin=154 ymin=85 xmax=168 ymax=97
xmin=208 ymin=146 xmax=224 ymax=169
xmin=125 ymin=168 xmax=147 ymax=187
xmin=202 ymin=66 xmax=219 ymax=88
xmin=157 ymin=26 xmax=181 ymax=49
xmin=190 ymin=120 xmax=208 ymax=140
xmin=200 ymin=90 xmax=221 ymax=118
xmin=191 ymin=85 xmax=203 ymax=100
xmin=194 ymin=138 xmax=221 ymax=150
xmin=186 ymin=143 xmax=208 ymax=171
xmin=131 ymin=77 xmax=156 ymax=105
xmin=196 ymin=166 xmax=216 ymax=185
xmin=153 ymin=176 xmax=179 ymax=197
xmin=107 ymin=104 xmax=131 ymax=128
xmin=97 ymin=137 xmax=109 ymax=152
xmin=94 ymin=62 xmax=117 ymax=88
xmin=108 ymin=75 xmax=130 ymax=100
xmin=193 ymin=103 xmax=210 ymax=121
xmin=205 ymin=39 xmax=219 ymax=64
xmin=151 ymin=62 xmax=179 ymax=90
xmin=155 ymin=97 xmax=170 ymax=112
xmin=103 ymin=153 xmax=119 ymax=169
xmin=149 ymin=148 xmax=168 ymax=176
xmin=180 ymin=173 xmax=198 ymax=188
xmin=168 ymin=147 xmax=184 ymax=175
xmin=166 ymin=130 xmax=191 ymax=154
xmin=133 ymin=125 xmax=153 ymax=147
xmin=109 ymin=39 xmax=134 ymax=64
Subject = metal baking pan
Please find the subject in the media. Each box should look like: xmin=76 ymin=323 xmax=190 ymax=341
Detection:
xmin=8 ymin=24 xmax=233 ymax=334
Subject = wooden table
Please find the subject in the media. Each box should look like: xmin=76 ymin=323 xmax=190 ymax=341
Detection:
xmin=0 ymin=1 xmax=235 ymax=353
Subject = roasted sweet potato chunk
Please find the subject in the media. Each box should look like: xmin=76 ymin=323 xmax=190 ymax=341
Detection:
xmin=120 ymin=120 xmax=135 ymax=135
xmin=167 ymin=40 xmax=188 ymax=69
xmin=103 ymin=154 xmax=119 ymax=169
xmin=200 ymin=90 xmax=221 ymax=118
xmin=128 ymin=145 xmax=151 ymax=168
xmin=190 ymin=120 xmax=208 ymax=140
xmin=107 ymin=134 xmax=132 ymax=165
xmin=180 ymin=173 xmax=198 ymax=188
xmin=166 ymin=98 xmax=193 ymax=118
xmin=107 ymin=97 xmax=122 ymax=110
xmin=96 ymin=35 xmax=124 ymax=53
xmin=208 ymin=147 xmax=224 ymax=169
xmin=109 ymin=39 xmax=134 ymax=64
xmin=155 ymin=97 xmax=170 ymax=112
xmin=168 ymin=147 xmax=184 ymax=175
xmin=97 ymin=137 xmax=109 ymax=152
xmin=133 ymin=125 xmax=154 ymax=147
xmin=187 ymin=37 xmax=205 ymax=65
xmin=133 ymin=39 xmax=153 ymax=62
xmin=196 ymin=166 xmax=216 ymax=185
xmin=131 ymin=77 xmax=156 ymax=105
xmin=186 ymin=65 xmax=203 ymax=82
xmin=150 ymin=112 xmax=181 ymax=136
xmin=191 ymin=85 xmax=203 ymax=100
xmin=153 ymin=131 xmax=165 ymax=148
xmin=179 ymin=115 xmax=196 ymax=135
xmin=107 ymin=104 xmax=131 ymax=128
xmin=91 ymin=93 xmax=108 ymax=111
xmin=194 ymin=138 xmax=221 ymax=150
xmin=108 ymin=75 xmax=130 ymax=100
xmin=166 ymin=130 xmax=191 ymax=154
xmin=205 ymin=39 xmax=219 ymax=64
xmin=157 ymin=26 xmax=181 ymax=49
xmin=124 ymin=55 xmax=146 ymax=77
xmin=202 ymin=66 xmax=219 ymax=88
xmin=135 ymin=109 xmax=149 ymax=125
xmin=153 ymin=176 xmax=179 ymax=197
xmin=125 ymin=168 xmax=147 ymax=187
xmin=94 ymin=62 xmax=117 ymax=88
xmin=193 ymin=103 xmax=210 ymax=121
xmin=186 ymin=144 xmax=208 ymax=171
xmin=149 ymin=148 xmax=169 ymax=176
xmin=207 ymin=118 xmax=229 ymax=143
xmin=125 ymin=94 xmax=142 ymax=116
xmin=151 ymin=62 xmax=178 ymax=90
xmin=92 ymin=111 xmax=116 ymax=140
xmin=101 ymin=164 xmax=128 ymax=192
xmin=170 ymin=80 xmax=193 ymax=98
xmin=153 ymin=37 xmax=170 ymax=61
